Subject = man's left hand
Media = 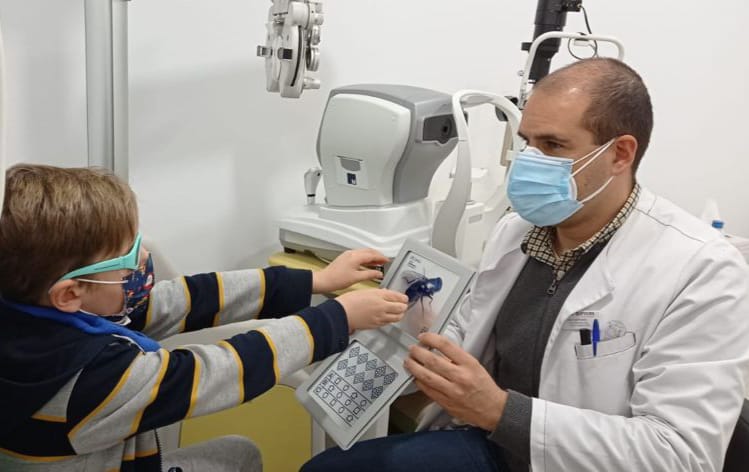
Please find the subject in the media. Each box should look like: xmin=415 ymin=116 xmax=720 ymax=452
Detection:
xmin=405 ymin=332 xmax=508 ymax=432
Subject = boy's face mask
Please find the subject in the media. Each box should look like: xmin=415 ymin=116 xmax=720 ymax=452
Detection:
xmin=122 ymin=253 xmax=155 ymax=317
xmin=80 ymin=253 xmax=155 ymax=323
xmin=57 ymin=233 xmax=156 ymax=321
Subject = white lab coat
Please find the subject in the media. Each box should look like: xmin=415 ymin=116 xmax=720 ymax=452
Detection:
xmin=419 ymin=188 xmax=749 ymax=471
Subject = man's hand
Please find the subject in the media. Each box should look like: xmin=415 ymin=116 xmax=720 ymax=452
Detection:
xmin=404 ymin=332 xmax=508 ymax=432
xmin=312 ymin=249 xmax=387 ymax=294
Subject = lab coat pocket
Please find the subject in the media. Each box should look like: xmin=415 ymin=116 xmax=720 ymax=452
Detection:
xmin=574 ymin=332 xmax=636 ymax=360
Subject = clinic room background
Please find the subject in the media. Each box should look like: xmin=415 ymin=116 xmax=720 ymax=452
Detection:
xmin=0 ymin=0 xmax=746 ymax=275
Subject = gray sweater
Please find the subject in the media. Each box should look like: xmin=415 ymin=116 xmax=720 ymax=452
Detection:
xmin=488 ymin=243 xmax=606 ymax=471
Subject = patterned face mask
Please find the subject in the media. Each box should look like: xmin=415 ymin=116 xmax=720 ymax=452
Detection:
xmin=121 ymin=253 xmax=155 ymax=318
xmin=79 ymin=252 xmax=155 ymax=324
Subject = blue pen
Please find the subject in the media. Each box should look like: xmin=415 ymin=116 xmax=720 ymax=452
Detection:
xmin=592 ymin=319 xmax=600 ymax=357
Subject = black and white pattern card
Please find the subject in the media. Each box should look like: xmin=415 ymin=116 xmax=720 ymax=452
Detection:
xmin=310 ymin=341 xmax=398 ymax=427
xmin=297 ymin=239 xmax=475 ymax=450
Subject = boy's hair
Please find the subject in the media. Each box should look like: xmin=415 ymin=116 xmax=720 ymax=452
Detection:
xmin=0 ymin=164 xmax=138 ymax=304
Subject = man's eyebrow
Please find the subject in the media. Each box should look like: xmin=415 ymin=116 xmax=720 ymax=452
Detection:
xmin=517 ymin=131 xmax=570 ymax=144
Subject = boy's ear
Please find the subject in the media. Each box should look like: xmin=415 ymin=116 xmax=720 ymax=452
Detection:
xmin=48 ymin=280 xmax=84 ymax=313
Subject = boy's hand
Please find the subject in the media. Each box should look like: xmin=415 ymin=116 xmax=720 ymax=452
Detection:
xmin=312 ymin=248 xmax=388 ymax=294
xmin=336 ymin=288 xmax=408 ymax=332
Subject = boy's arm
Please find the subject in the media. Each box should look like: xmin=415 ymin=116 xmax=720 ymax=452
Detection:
xmin=131 ymin=266 xmax=314 ymax=340
xmin=63 ymin=299 xmax=348 ymax=454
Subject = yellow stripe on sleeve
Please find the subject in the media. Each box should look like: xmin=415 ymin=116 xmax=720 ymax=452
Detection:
xmin=185 ymin=355 xmax=202 ymax=418
xmin=212 ymin=273 xmax=226 ymax=327
xmin=256 ymin=269 xmax=266 ymax=318
xmin=128 ymin=350 xmax=170 ymax=436
xmin=0 ymin=447 xmax=75 ymax=462
xmin=135 ymin=448 xmax=159 ymax=459
xmin=219 ymin=340 xmax=245 ymax=405
xmin=179 ymin=277 xmax=192 ymax=332
xmin=257 ymin=328 xmax=279 ymax=383
xmin=0 ymin=447 xmax=74 ymax=463
xmin=68 ymin=360 xmax=136 ymax=441
xmin=293 ymin=315 xmax=315 ymax=364
xmin=31 ymin=413 xmax=66 ymax=423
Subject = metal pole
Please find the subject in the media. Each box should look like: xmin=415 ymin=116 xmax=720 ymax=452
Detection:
xmin=84 ymin=0 xmax=129 ymax=182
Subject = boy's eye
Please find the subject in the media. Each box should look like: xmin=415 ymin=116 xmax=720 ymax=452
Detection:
xmin=545 ymin=141 xmax=564 ymax=152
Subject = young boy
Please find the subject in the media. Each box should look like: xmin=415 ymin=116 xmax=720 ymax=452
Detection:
xmin=0 ymin=164 xmax=409 ymax=471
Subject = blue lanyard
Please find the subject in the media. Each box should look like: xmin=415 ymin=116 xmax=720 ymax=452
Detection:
xmin=1 ymin=299 xmax=160 ymax=352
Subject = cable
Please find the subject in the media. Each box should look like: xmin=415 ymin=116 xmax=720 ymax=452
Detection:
xmin=580 ymin=5 xmax=593 ymax=34
xmin=567 ymin=4 xmax=598 ymax=60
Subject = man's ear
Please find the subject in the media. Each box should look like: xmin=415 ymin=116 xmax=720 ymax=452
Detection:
xmin=48 ymin=280 xmax=84 ymax=313
xmin=611 ymin=135 xmax=638 ymax=176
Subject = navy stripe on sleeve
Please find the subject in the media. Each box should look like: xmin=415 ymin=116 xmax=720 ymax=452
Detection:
xmin=183 ymin=273 xmax=221 ymax=332
xmin=225 ymin=330 xmax=278 ymax=402
xmin=67 ymin=341 xmax=141 ymax=428
xmin=259 ymin=267 xmax=313 ymax=317
xmin=297 ymin=299 xmax=349 ymax=362
xmin=0 ymin=419 xmax=74 ymax=457
xmin=136 ymin=350 xmax=196 ymax=433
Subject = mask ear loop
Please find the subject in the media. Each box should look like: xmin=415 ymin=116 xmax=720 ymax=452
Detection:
xmin=579 ymin=175 xmax=615 ymax=204
xmin=569 ymin=138 xmax=616 ymax=203
xmin=571 ymin=138 xmax=616 ymax=177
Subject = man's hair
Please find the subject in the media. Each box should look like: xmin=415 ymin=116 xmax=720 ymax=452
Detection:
xmin=0 ymin=165 xmax=138 ymax=304
xmin=533 ymin=57 xmax=654 ymax=173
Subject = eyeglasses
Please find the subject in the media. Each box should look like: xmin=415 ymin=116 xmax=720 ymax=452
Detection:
xmin=58 ymin=233 xmax=143 ymax=284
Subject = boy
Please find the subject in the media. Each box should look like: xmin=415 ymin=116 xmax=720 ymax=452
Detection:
xmin=0 ymin=164 xmax=408 ymax=471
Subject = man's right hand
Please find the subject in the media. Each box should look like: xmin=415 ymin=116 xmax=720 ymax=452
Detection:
xmin=336 ymin=289 xmax=408 ymax=332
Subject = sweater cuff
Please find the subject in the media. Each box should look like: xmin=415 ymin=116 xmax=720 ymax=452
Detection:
xmin=298 ymin=299 xmax=349 ymax=361
xmin=488 ymin=390 xmax=532 ymax=464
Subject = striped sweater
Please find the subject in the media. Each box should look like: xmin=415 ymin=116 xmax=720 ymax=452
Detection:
xmin=0 ymin=266 xmax=348 ymax=471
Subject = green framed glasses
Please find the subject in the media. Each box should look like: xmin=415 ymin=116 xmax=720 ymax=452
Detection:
xmin=59 ymin=233 xmax=143 ymax=281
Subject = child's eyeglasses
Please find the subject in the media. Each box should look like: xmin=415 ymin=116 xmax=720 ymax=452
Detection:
xmin=57 ymin=233 xmax=143 ymax=283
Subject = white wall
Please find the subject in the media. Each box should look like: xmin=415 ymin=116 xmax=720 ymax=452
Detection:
xmin=0 ymin=0 xmax=88 ymax=169
xmin=1 ymin=0 xmax=747 ymax=273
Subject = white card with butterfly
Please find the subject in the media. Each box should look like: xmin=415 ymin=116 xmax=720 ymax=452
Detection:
xmin=297 ymin=239 xmax=475 ymax=450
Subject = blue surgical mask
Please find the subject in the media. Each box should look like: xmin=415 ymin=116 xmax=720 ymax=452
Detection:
xmin=506 ymin=139 xmax=615 ymax=227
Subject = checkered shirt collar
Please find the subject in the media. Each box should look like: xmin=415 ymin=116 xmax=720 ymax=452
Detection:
xmin=521 ymin=184 xmax=641 ymax=272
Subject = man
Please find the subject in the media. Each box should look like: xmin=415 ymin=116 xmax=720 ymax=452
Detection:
xmin=302 ymin=58 xmax=749 ymax=472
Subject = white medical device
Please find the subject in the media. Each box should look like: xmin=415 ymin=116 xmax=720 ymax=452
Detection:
xmin=278 ymin=85 xmax=523 ymax=265
xmin=279 ymin=85 xmax=460 ymax=260
xmin=431 ymin=91 xmax=522 ymax=260
xmin=257 ymin=0 xmax=324 ymax=98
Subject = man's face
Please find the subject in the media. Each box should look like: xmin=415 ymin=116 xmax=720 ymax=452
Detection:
xmin=517 ymin=87 xmax=615 ymax=218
